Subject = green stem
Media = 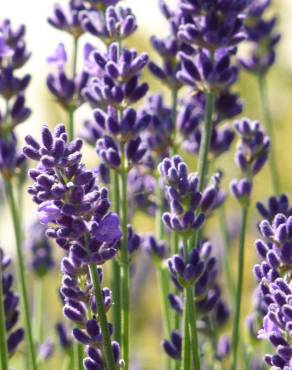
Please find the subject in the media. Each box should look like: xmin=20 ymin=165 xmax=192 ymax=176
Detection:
xmin=73 ymin=343 xmax=83 ymax=370
xmin=258 ymin=74 xmax=280 ymax=195
xmin=34 ymin=278 xmax=44 ymax=344
xmin=61 ymin=351 xmax=74 ymax=370
xmin=111 ymin=171 xmax=121 ymax=344
xmin=217 ymin=206 xmax=234 ymax=298
xmin=231 ymin=206 xmax=249 ymax=370
xmin=0 ymin=257 xmax=8 ymax=370
xmin=120 ymin=144 xmax=130 ymax=369
xmin=158 ymin=265 xmax=171 ymax=337
xmin=89 ymin=264 xmax=116 ymax=370
xmin=67 ymin=37 xmax=79 ymax=141
xmin=5 ymin=180 xmax=37 ymax=370
xmin=197 ymin=91 xmax=214 ymax=191
xmin=171 ymin=88 xmax=179 ymax=156
xmin=181 ymin=295 xmax=191 ymax=370
xmin=183 ymin=237 xmax=201 ymax=370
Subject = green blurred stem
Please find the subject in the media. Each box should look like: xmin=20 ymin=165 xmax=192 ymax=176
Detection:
xmin=231 ymin=205 xmax=249 ymax=370
xmin=218 ymin=206 xmax=234 ymax=298
xmin=73 ymin=343 xmax=83 ymax=370
xmin=67 ymin=36 xmax=79 ymax=141
xmin=158 ymin=265 xmax=171 ymax=338
xmin=155 ymin=180 xmax=171 ymax=343
xmin=182 ymin=295 xmax=191 ymax=370
xmin=171 ymin=88 xmax=179 ymax=156
xmin=183 ymin=237 xmax=201 ymax=370
xmin=5 ymin=180 xmax=38 ymax=370
xmin=258 ymin=74 xmax=280 ymax=195
xmin=120 ymin=143 xmax=130 ymax=369
xmin=89 ymin=264 xmax=116 ymax=370
xmin=34 ymin=278 xmax=44 ymax=344
xmin=111 ymin=171 xmax=122 ymax=344
xmin=197 ymin=90 xmax=214 ymax=190
xmin=61 ymin=351 xmax=74 ymax=370
xmin=0 ymin=258 xmax=8 ymax=370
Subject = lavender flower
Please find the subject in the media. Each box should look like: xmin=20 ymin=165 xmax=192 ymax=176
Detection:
xmin=178 ymin=0 xmax=250 ymax=50
xmin=24 ymin=222 xmax=55 ymax=278
xmin=48 ymin=1 xmax=86 ymax=38
xmin=231 ymin=119 xmax=269 ymax=203
xmin=241 ymin=0 xmax=281 ymax=75
xmin=0 ymin=248 xmax=24 ymax=356
xmin=81 ymin=5 xmax=137 ymax=43
xmin=158 ymin=156 xmax=221 ymax=234
xmin=148 ymin=0 xmax=190 ymax=91
xmin=61 ymin=252 xmax=120 ymax=368
xmin=56 ymin=322 xmax=72 ymax=352
xmin=0 ymin=20 xmax=30 ymax=180
xmin=47 ymin=44 xmax=89 ymax=111
xmin=256 ymin=194 xmax=292 ymax=222
xmin=24 ymin=124 xmax=122 ymax=263
xmin=253 ymin=211 xmax=292 ymax=368
xmin=83 ymin=42 xmax=150 ymax=170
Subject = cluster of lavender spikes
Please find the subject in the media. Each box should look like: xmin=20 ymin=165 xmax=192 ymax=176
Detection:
xmin=0 ymin=0 xmax=289 ymax=369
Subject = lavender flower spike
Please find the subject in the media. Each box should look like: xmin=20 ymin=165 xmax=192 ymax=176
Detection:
xmin=0 ymin=248 xmax=24 ymax=356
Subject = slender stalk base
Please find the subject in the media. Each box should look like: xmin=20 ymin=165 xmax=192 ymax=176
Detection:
xmin=0 ymin=259 xmax=8 ymax=370
xmin=74 ymin=343 xmax=83 ymax=370
xmin=89 ymin=264 xmax=116 ymax=370
xmin=34 ymin=278 xmax=44 ymax=344
xmin=182 ymin=237 xmax=201 ymax=370
xmin=120 ymin=160 xmax=130 ymax=369
xmin=231 ymin=206 xmax=249 ymax=370
xmin=67 ymin=37 xmax=79 ymax=142
xmin=258 ymin=74 xmax=280 ymax=195
xmin=111 ymin=171 xmax=121 ymax=344
xmin=5 ymin=180 xmax=37 ymax=370
xmin=197 ymin=91 xmax=214 ymax=191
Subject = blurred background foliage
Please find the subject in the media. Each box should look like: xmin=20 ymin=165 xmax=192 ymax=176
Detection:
xmin=1 ymin=0 xmax=292 ymax=368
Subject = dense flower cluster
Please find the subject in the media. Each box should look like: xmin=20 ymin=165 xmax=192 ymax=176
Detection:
xmin=61 ymin=252 xmax=120 ymax=369
xmin=24 ymin=124 xmax=121 ymax=263
xmin=0 ymin=248 xmax=24 ymax=356
xmin=231 ymin=118 xmax=269 ymax=203
xmin=0 ymin=20 xmax=30 ymax=179
xmin=24 ymin=222 xmax=55 ymax=277
xmin=254 ymin=212 xmax=292 ymax=368
xmin=242 ymin=0 xmax=281 ymax=75
xmin=159 ymin=156 xmax=221 ymax=234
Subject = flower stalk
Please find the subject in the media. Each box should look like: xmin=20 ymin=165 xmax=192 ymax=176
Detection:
xmin=67 ymin=36 xmax=79 ymax=141
xmin=89 ymin=264 xmax=117 ymax=370
xmin=0 ymin=260 xmax=8 ymax=370
xmin=5 ymin=179 xmax=37 ymax=370
xmin=120 ymin=143 xmax=130 ymax=369
xmin=231 ymin=205 xmax=249 ymax=370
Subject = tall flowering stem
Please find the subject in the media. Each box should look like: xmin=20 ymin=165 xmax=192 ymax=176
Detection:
xmin=120 ymin=143 xmax=130 ymax=367
xmin=0 ymin=259 xmax=8 ymax=370
xmin=230 ymin=119 xmax=270 ymax=370
xmin=112 ymin=171 xmax=121 ymax=344
xmin=24 ymin=124 xmax=122 ymax=370
xmin=5 ymin=180 xmax=38 ymax=370
xmin=89 ymin=264 xmax=117 ymax=369
xmin=197 ymin=91 xmax=214 ymax=190
xmin=242 ymin=0 xmax=281 ymax=195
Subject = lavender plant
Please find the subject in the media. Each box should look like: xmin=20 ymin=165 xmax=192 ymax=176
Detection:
xmin=0 ymin=0 xmax=291 ymax=369
xmin=0 ymin=19 xmax=37 ymax=370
